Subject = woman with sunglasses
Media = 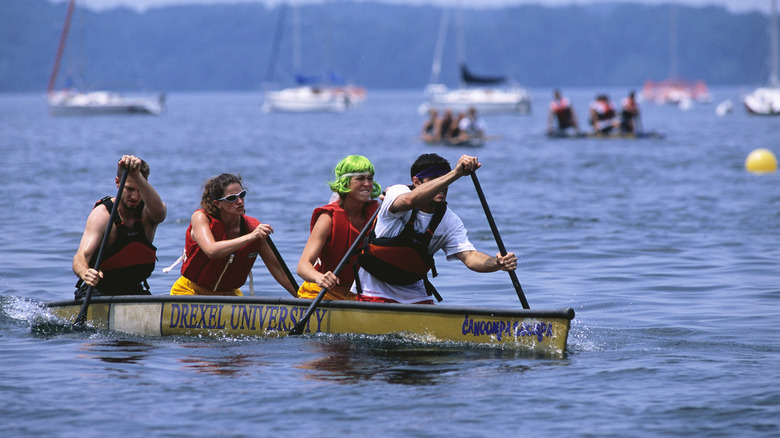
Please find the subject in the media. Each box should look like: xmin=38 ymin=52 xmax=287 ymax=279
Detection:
xmin=296 ymin=155 xmax=381 ymax=301
xmin=170 ymin=173 xmax=297 ymax=296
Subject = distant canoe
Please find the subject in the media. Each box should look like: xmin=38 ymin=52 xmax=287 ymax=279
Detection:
xmin=423 ymin=137 xmax=486 ymax=148
xmin=547 ymin=130 xmax=665 ymax=140
xmin=44 ymin=295 xmax=575 ymax=356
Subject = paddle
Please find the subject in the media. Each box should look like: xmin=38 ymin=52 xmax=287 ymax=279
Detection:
xmin=265 ymin=235 xmax=299 ymax=293
xmin=289 ymin=205 xmax=381 ymax=335
xmin=73 ymin=166 xmax=130 ymax=328
xmin=470 ymin=171 xmax=530 ymax=309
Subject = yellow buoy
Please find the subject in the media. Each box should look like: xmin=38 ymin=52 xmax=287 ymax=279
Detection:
xmin=745 ymin=149 xmax=778 ymax=173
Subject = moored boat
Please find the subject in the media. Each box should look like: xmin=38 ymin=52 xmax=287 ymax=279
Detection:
xmin=743 ymin=0 xmax=780 ymax=116
xmin=47 ymin=0 xmax=165 ymax=116
xmin=262 ymin=85 xmax=349 ymax=113
xmin=44 ymin=295 xmax=575 ymax=356
xmin=48 ymin=90 xmax=165 ymax=116
xmin=418 ymin=8 xmax=531 ymax=116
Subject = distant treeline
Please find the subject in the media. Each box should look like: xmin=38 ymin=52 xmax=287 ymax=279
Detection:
xmin=0 ymin=0 xmax=772 ymax=92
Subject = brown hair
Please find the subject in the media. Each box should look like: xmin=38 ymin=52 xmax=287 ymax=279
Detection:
xmin=201 ymin=173 xmax=243 ymax=218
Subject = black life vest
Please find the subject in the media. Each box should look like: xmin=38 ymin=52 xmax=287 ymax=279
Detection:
xmin=356 ymin=203 xmax=446 ymax=300
xmin=75 ymin=197 xmax=156 ymax=297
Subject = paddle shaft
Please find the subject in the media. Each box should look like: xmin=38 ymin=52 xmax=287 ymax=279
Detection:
xmin=289 ymin=205 xmax=381 ymax=335
xmin=265 ymin=236 xmax=299 ymax=293
xmin=470 ymin=172 xmax=530 ymax=309
xmin=74 ymin=167 xmax=130 ymax=327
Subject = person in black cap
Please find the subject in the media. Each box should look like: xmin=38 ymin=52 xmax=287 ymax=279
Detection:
xmin=351 ymin=153 xmax=517 ymax=304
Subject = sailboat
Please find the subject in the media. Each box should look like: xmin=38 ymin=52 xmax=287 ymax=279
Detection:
xmin=47 ymin=0 xmax=165 ymax=116
xmin=419 ymin=7 xmax=531 ymax=115
xmin=641 ymin=5 xmax=711 ymax=107
xmin=262 ymin=4 xmax=364 ymax=113
xmin=744 ymin=0 xmax=780 ymax=115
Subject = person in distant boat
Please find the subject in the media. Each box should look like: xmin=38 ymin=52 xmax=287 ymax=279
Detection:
xmin=437 ymin=109 xmax=456 ymax=144
xmin=547 ymin=89 xmax=580 ymax=134
xmin=588 ymin=94 xmax=619 ymax=135
xmin=350 ymin=153 xmax=517 ymax=304
xmin=169 ymin=173 xmax=297 ymax=297
xmin=297 ymin=155 xmax=381 ymax=301
xmin=619 ymin=90 xmax=641 ymax=135
xmin=421 ymin=108 xmax=440 ymax=143
xmin=451 ymin=106 xmax=486 ymax=145
xmin=72 ymin=155 xmax=167 ymax=298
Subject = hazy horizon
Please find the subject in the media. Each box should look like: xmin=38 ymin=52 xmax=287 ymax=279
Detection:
xmin=49 ymin=0 xmax=773 ymax=14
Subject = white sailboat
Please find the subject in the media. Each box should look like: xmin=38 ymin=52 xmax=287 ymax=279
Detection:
xmin=419 ymin=7 xmax=531 ymax=115
xmin=744 ymin=0 xmax=780 ymax=115
xmin=262 ymin=4 xmax=364 ymax=113
xmin=641 ymin=5 xmax=711 ymax=107
xmin=47 ymin=0 xmax=164 ymax=116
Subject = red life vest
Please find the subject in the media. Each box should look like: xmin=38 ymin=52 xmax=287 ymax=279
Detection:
xmin=549 ymin=97 xmax=571 ymax=114
xmin=80 ymin=196 xmax=157 ymax=294
xmin=310 ymin=200 xmax=379 ymax=286
xmin=593 ymin=100 xmax=616 ymax=120
xmin=180 ymin=210 xmax=261 ymax=292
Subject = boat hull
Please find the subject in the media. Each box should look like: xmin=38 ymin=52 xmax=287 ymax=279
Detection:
xmin=46 ymin=295 xmax=574 ymax=355
xmin=420 ymin=85 xmax=532 ymax=115
xmin=262 ymin=86 xmax=349 ymax=113
xmin=743 ymin=87 xmax=780 ymax=115
xmin=47 ymin=91 xmax=165 ymax=116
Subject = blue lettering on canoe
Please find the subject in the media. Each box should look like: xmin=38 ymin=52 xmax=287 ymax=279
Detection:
xmin=166 ymin=304 xmax=326 ymax=333
xmin=169 ymin=303 xmax=226 ymax=329
xmin=461 ymin=314 xmax=554 ymax=342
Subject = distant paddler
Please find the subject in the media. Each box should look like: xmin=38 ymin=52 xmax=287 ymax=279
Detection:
xmin=588 ymin=94 xmax=619 ymax=135
xmin=547 ymin=89 xmax=580 ymax=135
xmin=72 ymin=155 xmax=167 ymax=298
xmin=168 ymin=173 xmax=297 ymax=296
xmin=449 ymin=106 xmax=486 ymax=145
xmin=619 ymin=90 xmax=641 ymax=135
xmin=297 ymin=155 xmax=381 ymax=301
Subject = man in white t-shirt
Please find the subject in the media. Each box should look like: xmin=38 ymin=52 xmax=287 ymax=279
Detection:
xmin=351 ymin=153 xmax=517 ymax=304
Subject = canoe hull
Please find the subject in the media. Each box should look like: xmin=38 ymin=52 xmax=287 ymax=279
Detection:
xmin=46 ymin=296 xmax=574 ymax=355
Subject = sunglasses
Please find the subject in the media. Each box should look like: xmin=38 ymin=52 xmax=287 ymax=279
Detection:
xmin=217 ymin=190 xmax=247 ymax=202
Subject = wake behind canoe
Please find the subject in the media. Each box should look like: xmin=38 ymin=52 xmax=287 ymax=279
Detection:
xmin=45 ymin=295 xmax=575 ymax=355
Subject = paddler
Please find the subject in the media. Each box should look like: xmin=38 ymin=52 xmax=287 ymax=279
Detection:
xmin=72 ymin=155 xmax=167 ymax=297
xmin=296 ymin=155 xmax=381 ymax=301
xmin=351 ymin=153 xmax=517 ymax=304
xmin=547 ymin=89 xmax=580 ymax=134
xmin=168 ymin=173 xmax=297 ymax=297
xmin=588 ymin=94 xmax=619 ymax=135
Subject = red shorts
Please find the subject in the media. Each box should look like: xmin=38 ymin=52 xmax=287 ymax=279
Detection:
xmin=356 ymin=295 xmax=434 ymax=305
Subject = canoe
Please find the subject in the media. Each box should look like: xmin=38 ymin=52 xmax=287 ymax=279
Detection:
xmin=45 ymin=295 xmax=575 ymax=355
xmin=547 ymin=130 xmax=665 ymax=140
xmin=423 ymin=137 xmax=486 ymax=148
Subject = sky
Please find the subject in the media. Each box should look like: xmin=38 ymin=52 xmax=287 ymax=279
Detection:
xmin=54 ymin=0 xmax=773 ymax=15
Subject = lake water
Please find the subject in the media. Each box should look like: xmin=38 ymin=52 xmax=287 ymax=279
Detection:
xmin=1 ymin=87 xmax=778 ymax=436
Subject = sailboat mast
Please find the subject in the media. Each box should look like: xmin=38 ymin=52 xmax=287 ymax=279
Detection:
xmin=47 ymin=0 xmax=76 ymax=94
xmin=456 ymin=5 xmax=466 ymax=68
xmin=429 ymin=8 xmax=451 ymax=85
xmin=265 ymin=5 xmax=288 ymax=83
xmin=771 ymin=0 xmax=779 ymax=87
xmin=669 ymin=5 xmax=678 ymax=79
xmin=293 ymin=4 xmax=301 ymax=75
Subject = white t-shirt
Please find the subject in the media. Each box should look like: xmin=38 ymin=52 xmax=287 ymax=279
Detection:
xmin=458 ymin=116 xmax=485 ymax=134
xmin=351 ymin=184 xmax=476 ymax=303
